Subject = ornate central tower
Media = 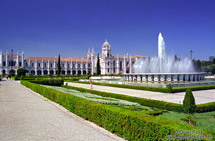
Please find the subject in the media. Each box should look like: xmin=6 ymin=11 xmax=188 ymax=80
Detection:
xmin=102 ymin=40 xmax=111 ymax=58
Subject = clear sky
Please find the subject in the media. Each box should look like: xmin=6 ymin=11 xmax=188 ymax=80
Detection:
xmin=0 ymin=0 xmax=214 ymax=60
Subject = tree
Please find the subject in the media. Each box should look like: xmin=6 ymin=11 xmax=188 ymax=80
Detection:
xmin=213 ymin=58 xmax=215 ymax=64
xmin=17 ymin=68 xmax=26 ymax=76
xmin=57 ymin=54 xmax=61 ymax=75
xmin=96 ymin=53 xmax=101 ymax=75
xmin=183 ymin=89 xmax=196 ymax=113
xmin=196 ymin=60 xmax=201 ymax=71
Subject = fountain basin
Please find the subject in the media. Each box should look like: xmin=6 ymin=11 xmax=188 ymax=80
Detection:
xmin=123 ymin=72 xmax=205 ymax=82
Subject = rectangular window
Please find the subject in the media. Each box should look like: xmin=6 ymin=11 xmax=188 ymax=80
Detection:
xmin=51 ymin=63 xmax=52 ymax=67
xmin=38 ymin=63 xmax=40 ymax=67
xmin=26 ymin=63 xmax=28 ymax=67
xmin=32 ymin=63 xmax=34 ymax=67
xmin=3 ymin=62 xmax=5 ymax=66
xmin=19 ymin=62 xmax=22 ymax=66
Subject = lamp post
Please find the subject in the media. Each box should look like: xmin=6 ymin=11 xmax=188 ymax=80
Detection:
xmin=190 ymin=50 xmax=194 ymax=60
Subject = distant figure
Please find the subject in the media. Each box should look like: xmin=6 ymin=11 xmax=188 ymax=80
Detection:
xmin=90 ymin=80 xmax=93 ymax=89
xmin=7 ymin=75 xmax=8 ymax=80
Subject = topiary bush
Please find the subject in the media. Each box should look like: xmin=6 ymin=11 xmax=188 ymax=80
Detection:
xmin=183 ymin=89 xmax=196 ymax=113
xmin=167 ymin=84 xmax=173 ymax=93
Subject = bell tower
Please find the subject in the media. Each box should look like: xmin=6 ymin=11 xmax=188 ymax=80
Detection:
xmin=102 ymin=40 xmax=111 ymax=58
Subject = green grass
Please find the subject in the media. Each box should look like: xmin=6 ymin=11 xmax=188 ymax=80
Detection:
xmin=159 ymin=111 xmax=215 ymax=134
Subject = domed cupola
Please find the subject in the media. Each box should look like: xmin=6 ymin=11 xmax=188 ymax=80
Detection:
xmin=102 ymin=40 xmax=111 ymax=49
xmin=102 ymin=40 xmax=111 ymax=57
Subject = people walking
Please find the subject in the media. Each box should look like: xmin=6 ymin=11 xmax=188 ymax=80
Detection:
xmin=90 ymin=80 xmax=93 ymax=89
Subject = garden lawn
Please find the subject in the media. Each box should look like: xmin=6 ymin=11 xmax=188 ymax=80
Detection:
xmin=159 ymin=111 xmax=215 ymax=134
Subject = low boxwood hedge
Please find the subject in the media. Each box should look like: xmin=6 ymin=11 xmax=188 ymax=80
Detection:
xmin=67 ymin=81 xmax=215 ymax=93
xmin=63 ymin=85 xmax=215 ymax=113
xmin=21 ymin=80 xmax=211 ymax=140
xmin=63 ymin=85 xmax=184 ymax=112
xmin=67 ymin=81 xmax=172 ymax=93
xmin=29 ymin=80 xmax=64 ymax=86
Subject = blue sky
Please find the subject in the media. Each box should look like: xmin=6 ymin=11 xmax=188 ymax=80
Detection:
xmin=0 ymin=0 xmax=214 ymax=60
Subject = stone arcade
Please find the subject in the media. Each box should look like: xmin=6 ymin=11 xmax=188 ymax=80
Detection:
xmin=0 ymin=40 xmax=146 ymax=75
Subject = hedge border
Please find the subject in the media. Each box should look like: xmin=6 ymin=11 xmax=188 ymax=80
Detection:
xmin=63 ymin=85 xmax=215 ymax=113
xmin=21 ymin=80 xmax=211 ymax=140
xmin=65 ymin=80 xmax=215 ymax=93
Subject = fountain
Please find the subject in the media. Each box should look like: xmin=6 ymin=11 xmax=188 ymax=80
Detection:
xmin=123 ymin=33 xmax=205 ymax=82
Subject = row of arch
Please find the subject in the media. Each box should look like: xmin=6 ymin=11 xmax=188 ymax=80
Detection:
xmin=28 ymin=70 xmax=89 ymax=75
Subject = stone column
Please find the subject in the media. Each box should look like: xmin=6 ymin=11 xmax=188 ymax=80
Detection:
xmin=86 ymin=62 xmax=88 ymax=75
xmin=123 ymin=55 xmax=126 ymax=74
xmin=41 ymin=60 xmax=44 ymax=75
xmin=47 ymin=60 xmax=50 ymax=75
xmin=129 ymin=55 xmax=132 ymax=73
xmin=53 ymin=59 xmax=56 ymax=75
xmin=76 ymin=62 xmax=78 ymax=75
xmin=65 ymin=61 xmax=67 ymax=75
xmin=35 ymin=60 xmax=37 ymax=75
xmin=16 ymin=52 xmax=19 ymax=67
xmin=81 ymin=62 xmax=83 ymax=75
xmin=6 ymin=51 xmax=8 ymax=67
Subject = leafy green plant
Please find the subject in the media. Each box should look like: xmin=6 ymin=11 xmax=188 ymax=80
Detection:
xmin=20 ymin=75 xmax=24 ymax=80
xmin=21 ymin=80 xmax=211 ymax=140
xmin=17 ymin=68 xmax=26 ymax=76
xmin=183 ymin=89 xmax=196 ymax=113
xmin=180 ymin=115 xmax=196 ymax=126
xmin=29 ymin=80 xmax=64 ymax=86
xmin=167 ymin=83 xmax=173 ymax=93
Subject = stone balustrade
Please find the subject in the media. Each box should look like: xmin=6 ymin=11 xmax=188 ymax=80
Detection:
xmin=123 ymin=73 xmax=205 ymax=82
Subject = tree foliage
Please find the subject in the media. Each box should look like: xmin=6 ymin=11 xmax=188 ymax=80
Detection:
xmin=57 ymin=54 xmax=61 ymax=75
xmin=183 ymin=89 xmax=196 ymax=113
xmin=96 ymin=53 xmax=101 ymax=75
xmin=17 ymin=68 xmax=26 ymax=76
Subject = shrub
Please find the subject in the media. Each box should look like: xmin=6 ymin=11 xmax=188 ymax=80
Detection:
xmin=29 ymin=80 xmax=64 ymax=86
xmin=167 ymin=84 xmax=173 ymax=93
xmin=180 ymin=115 xmax=196 ymax=126
xmin=63 ymin=85 xmax=184 ymax=112
xmin=17 ymin=68 xmax=26 ymax=76
xmin=21 ymin=80 xmax=210 ymax=140
xmin=196 ymin=102 xmax=215 ymax=113
xmin=20 ymin=75 xmax=24 ymax=80
xmin=183 ymin=89 xmax=196 ymax=113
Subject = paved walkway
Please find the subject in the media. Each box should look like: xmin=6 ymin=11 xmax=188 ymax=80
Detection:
xmin=66 ymin=82 xmax=215 ymax=104
xmin=0 ymin=79 xmax=124 ymax=141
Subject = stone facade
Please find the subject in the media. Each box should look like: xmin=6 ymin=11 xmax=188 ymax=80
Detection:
xmin=0 ymin=40 xmax=145 ymax=75
xmin=88 ymin=40 xmax=146 ymax=75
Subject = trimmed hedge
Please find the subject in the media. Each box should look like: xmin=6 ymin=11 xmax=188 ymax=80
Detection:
xmin=29 ymin=80 xmax=64 ymax=86
xmin=173 ymin=85 xmax=215 ymax=93
xmin=63 ymin=85 xmax=215 ymax=113
xmin=67 ymin=80 xmax=215 ymax=93
xmin=67 ymin=81 xmax=172 ymax=93
xmin=196 ymin=102 xmax=215 ymax=113
xmin=21 ymin=80 xmax=210 ymax=140
xmin=63 ymin=85 xmax=184 ymax=112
